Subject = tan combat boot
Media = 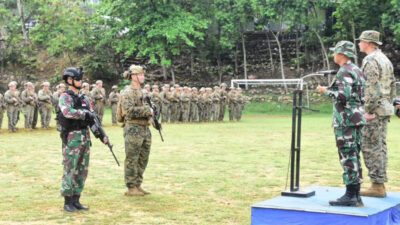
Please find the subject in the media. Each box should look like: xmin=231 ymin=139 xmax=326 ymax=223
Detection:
xmin=125 ymin=187 xmax=145 ymax=196
xmin=137 ymin=186 xmax=151 ymax=195
xmin=360 ymin=183 xmax=386 ymax=197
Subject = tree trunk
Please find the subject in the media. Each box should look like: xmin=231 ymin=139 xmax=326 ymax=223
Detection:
xmin=162 ymin=64 xmax=167 ymax=81
xmin=217 ymin=54 xmax=222 ymax=84
xmin=265 ymin=31 xmax=274 ymax=76
xmin=351 ymin=20 xmax=358 ymax=66
xmin=271 ymin=31 xmax=288 ymax=92
xmin=190 ymin=53 xmax=194 ymax=77
xmin=241 ymin=32 xmax=248 ymax=90
xmin=234 ymin=44 xmax=238 ymax=77
xmin=314 ymin=30 xmax=330 ymax=70
xmin=17 ymin=0 xmax=30 ymax=44
xmin=170 ymin=66 xmax=175 ymax=85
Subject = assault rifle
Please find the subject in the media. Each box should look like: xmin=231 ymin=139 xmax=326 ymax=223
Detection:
xmin=144 ymin=96 xmax=164 ymax=142
xmin=83 ymin=98 xmax=120 ymax=166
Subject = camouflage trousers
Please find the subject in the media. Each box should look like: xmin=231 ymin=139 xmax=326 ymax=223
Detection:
xmin=181 ymin=104 xmax=190 ymax=122
xmin=39 ymin=105 xmax=51 ymax=128
xmin=212 ymin=103 xmax=220 ymax=122
xmin=235 ymin=105 xmax=243 ymax=121
xmin=161 ymin=104 xmax=170 ymax=123
xmin=24 ymin=105 xmax=35 ymax=129
xmin=7 ymin=106 xmax=19 ymax=131
xmin=361 ymin=116 xmax=390 ymax=183
xmin=0 ymin=109 xmax=3 ymax=130
xmin=94 ymin=102 xmax=105 ymax=122
xmin=190 ymin=104 xmax=198 ymax=122
xmin=228 ymin=104 xmax=235 ymax=121
xmin=32 ymin=105 xmax=38 ymax=129
xmin=111 ymin=103 xmax=118 ymax=124
xmin=219 ymin=103 xmax=226 ymax=121
xmin=124 ymin=123 xmax=152 ymax=188
xmin=170 ymin=102 xmax=179 ymax=122
xmin=334 ymin=126 xmax=363 ymax=185
xmin=61 ymin=129 xmax=91 ymax=196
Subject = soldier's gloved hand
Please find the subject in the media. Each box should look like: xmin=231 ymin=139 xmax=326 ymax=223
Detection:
xmin=84 ymin=110 xmax=96 ymax=124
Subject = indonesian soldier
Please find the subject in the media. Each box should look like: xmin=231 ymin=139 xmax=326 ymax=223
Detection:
xmin=180 ymin=87 xmax=191 ymax=122
xmin=317 ymin=40 xmax=366 ymax=206
xmin=228 ymin=87 xmax=237 ymax=121
xmin=160 ymin=84 xmax=171 ymax=123
xmin=4 ymin=81 xmax=20 ymax=132
xmin=21 ymin=82 xmax=37 ymax=131
xmin=59 ymin=67 xmax=108 ymax=212
xmin=38 ymin=81 xmax=53 ymax=129
xmin=211 ymin=86 xmax=221 ymax=122
xmin=151 ymin=85 xmax=162 ymax=121
xmin=357 ymin=30 xmax=395 ymax=197
xmin=190 ymin=87 xmax=199 ymax=122
xmin=119 ymin=65 xmax=153 ymax=196
xmin=91 ymin=80 xmax=106 ymax=122
xmin=219 ymin=83 xmax=228 ymax=121
xmin=109 ymin=85 xmax=120 ymax=126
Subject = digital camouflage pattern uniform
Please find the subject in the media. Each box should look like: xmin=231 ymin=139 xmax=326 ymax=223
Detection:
xmin=219 ymin=86 xmax=228 ymax=121
xmin=361 ymin=47 xmax=395 ymax=184
xmin=109 ymin=87 xmax=120 ymax=125
xmin=4 ymin=88 xmax=20 ymax=132
xmin=325 ymin=59 xmax=366 ymax=185
xmin=160 ymin=87 xmax=172 ymax=123
xmin=180 ymin=89 xmax=191 ymax=122
xmin=235 ymin=89 xmax=243 ymax=121
xmin=120 ymin=84 xmax=152 ymax=189
xmin=59 ymin=91 xmax=92 ymax=196
xmin=91 ymin=85 xmax=106 ymax=122
xmin=170 ymin=90 xmax=180 ymax=123
xmin=211 ymin=88 xmax=220 ymax=122
xmin=151 ymin=89 xmax=162 ymax=122
xmin=190 ymin=88 xmax=199 ymax=122
xmin=21 ymin=86 xmax=37 ymax=130
xmin=38 ymin=87 xmax=52 ymax=129
xmin=228 ymin=89 xmax=237 ymax=121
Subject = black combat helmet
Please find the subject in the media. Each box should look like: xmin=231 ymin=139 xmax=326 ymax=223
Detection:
xmin=63 ymin=67 xmax=84 ymax=83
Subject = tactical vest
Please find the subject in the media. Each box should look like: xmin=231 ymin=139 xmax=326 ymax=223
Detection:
xmin=57 ymin=90 xmax=90 ymax=133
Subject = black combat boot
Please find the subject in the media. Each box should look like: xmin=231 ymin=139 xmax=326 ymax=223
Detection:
xmin=72 ymin=195 xmax=89 ymax=210
xmin=329 ymin=185 xmax=358 ymax=206
xmin=355 ymin=184 xmax=364 ymax=206
xmin=64 ymin=196 xmax=77 ymax=212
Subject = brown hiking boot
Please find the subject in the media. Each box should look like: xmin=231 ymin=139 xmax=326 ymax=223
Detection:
xmin=360 ymin=183 xmax=386 ymax=197
xmin=137 ymin=186 xmax=151 ymax=195
xmin=125 ymin=187 xmax=144 ymax=196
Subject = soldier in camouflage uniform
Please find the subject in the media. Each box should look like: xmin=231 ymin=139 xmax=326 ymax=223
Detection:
xmin=151 ymin=85 xmax=162 ymax=121
xmin=170 ymin=87 xmax=181 ymax=123
xmin=190 ymin=87 xmax=199 ymax=122
xmin=357 ymin=30 xmax=395 ymax=198
xmin=38 ymin=81 xmax=53 ymax=129
xmin=21 ymin=82 xmax=37 ymax=131
xmin=198 ymin=88 xmax=205 ymax=122
xmin=4 ymin=81 xmax=21 ymax=132
xmin=228 ymin=87 xmax=237 ymax=121
xmin=0 ymin=93 xmax=5 ymax=131
xmin=235 ymin=88 xmax=244 ymax=121
xmin=211 ymin=86 xmax=220 ymax=122
xmin=109 ymin=85 xmax=120 ymax=126
xmin=80 ymin=83 xmax=91 ymax=98
xmin=317 ymin=41 xmax=366 ymax=206
xmin=91 ymin=80 xmax=106 ymax=122
xmin=219 ymin=83 xmax=228 ymax=121
xmin=180 ymin=87 xmax=191 ymax=122
xmin=119 ymin=65 xmax=153 ymax=196
xmin=160 ymin=84 xmax=171 ymax=123
xmin=59 ymin=67 xmax=107 ymax=212
xmin=53 ymin=83 xmax=66 ymax=112
xmin=205 ymin=88 xmax=213 ymax=122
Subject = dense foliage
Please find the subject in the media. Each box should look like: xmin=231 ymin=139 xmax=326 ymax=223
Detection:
xmin=1 ymin=0 xmax=399 ymax=83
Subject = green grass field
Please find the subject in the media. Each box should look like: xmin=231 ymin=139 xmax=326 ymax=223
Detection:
xmin=1 ymin=103 xmax=400 ymax=224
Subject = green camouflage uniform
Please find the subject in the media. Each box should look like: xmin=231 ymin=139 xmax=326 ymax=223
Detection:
xmin=91 ymin=87 xmax=106 ymax=122
xmin=170 ymin=91 xmax=180 ymax=122
xmin=211 ymin=91 xmax=220 ymax=122
xmin=120 ymin=85 xmax=152 ymax=188
xmin=197 ymin=93 xmax=205 ymax=122
xmin=38 ymin=89 xmax=52 ymax=128
xmin=190 ymin=92 xmax=199 ymax=122
xmin=205 ymin=92 xmax=213 ymax=122
xmin=235 ymin=92 xmax=243 ymax=121
xmin=228 ymin=91 xmax=237 ymax=121
xmin=109 ymin=90 xmax=120 ymax=124
xmin=160 ymin=91 xmax=172 ymax=123
xmin=59 ymin=92 xmax=92 ymax=196
xmin=151 ymin=92 xmax=162 ymax=121
xmin=21 ymin=89 xmax=37 ymax=129
xmin=180 ymin=92 xmax=191 ymax=122
xmin=4 ymin=90 xmax=20 ymax=132
xmin=219 ymin=90 xmax=227 ymax=121
xmin=325 ymin=60 xmax=366 ymax=185
xmin=361 ymin=49 xmax=395 ymax=184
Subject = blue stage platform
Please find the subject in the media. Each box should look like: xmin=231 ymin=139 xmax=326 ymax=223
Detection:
xmin=251 ymin=186 xmax=400 ymax=225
